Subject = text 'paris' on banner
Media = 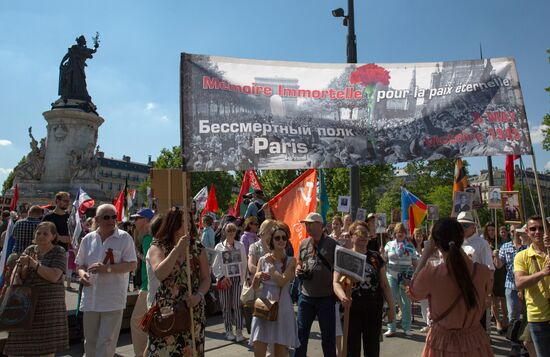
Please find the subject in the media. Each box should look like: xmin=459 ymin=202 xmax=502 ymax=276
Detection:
xmin=180 ymin=53 xmax=532 ymax=172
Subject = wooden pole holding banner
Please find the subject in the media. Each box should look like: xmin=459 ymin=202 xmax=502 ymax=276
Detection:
xmin=340 ymin=276 xmax=353 ymax=357
xmin=494 ymin=207 xmax=502 ymax=249
xmin=181 ymin=56 xmax=197 ymax=357
xmin=180 ymin=172 xmax=197 ymax=357
xmin=529 ymin=155 xmax=550 ymax=255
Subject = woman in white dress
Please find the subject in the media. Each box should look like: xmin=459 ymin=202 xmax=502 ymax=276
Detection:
xmin=250 ymin=221 xmax=299 ymax=357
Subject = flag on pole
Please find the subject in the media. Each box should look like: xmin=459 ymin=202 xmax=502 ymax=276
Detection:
xmin=69 ymin=188 xmax=94 ymax=247
xmin=235 ymin=170 xmax=262 ymax=217
xmin=453 ymin=159 xmax=469 ymax=193
xmin=193 ymin=186 xmax=209 ymax=212
xmin=318 ymin=169 xmax=329 ymax=224
xmin=0 ymin=218 xmax=15 ymax=288
xmin=505 ymin=155 xmax=520 ymax=191
xmin=401 ymin=187 xmax=427 ymax=233
xmin=200 ymin=184 xmax=219 ymax=228
xmin=268 ymin=169 xmax=317 ymax=257
xmin=114 ymin=186 xmax=126 ymax=222
xmin=126 ymin=188 xmax=136 ymax=216
xmin=9 ymin=184 xmax=19 ymax=211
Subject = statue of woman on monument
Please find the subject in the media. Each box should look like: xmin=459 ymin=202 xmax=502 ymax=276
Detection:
xmin=58 ymin=33 xmax=100 ymax=102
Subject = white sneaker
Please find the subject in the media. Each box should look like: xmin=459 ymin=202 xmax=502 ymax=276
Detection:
xmin=235 ymin=330 xmax=245 ymax=342
xmin=226 ymin=331 xmax=235 ymax=341
xmin=404 ymin=329 xmax=413 ymax=336
xmin=420 ymin=326 xmax=430 ymax=333
xmin=384 ymin=330 xmax=396 ymax=337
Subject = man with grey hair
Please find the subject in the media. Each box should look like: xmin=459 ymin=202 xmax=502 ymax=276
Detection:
xmin=76 ymin=204 xmax=137 ymax=357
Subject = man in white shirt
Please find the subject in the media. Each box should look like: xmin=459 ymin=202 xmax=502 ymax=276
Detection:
xmin=76 ymin=204 xmax=137 ymax=357
xmin=457 ymin=211 xmax=494 ymax=330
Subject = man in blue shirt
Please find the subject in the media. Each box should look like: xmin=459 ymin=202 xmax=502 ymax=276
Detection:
xmin=201 ymin=215 xmax=216 ymax=249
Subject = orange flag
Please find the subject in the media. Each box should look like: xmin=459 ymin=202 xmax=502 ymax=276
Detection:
xmin=268 ymin=169 xmax=317 ymax=257
xmin=453 ymin=158 xmax=469 ymax=193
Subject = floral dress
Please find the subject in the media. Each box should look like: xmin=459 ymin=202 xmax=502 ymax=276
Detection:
xmin=147 ymin=239 xmax=206 ymax=357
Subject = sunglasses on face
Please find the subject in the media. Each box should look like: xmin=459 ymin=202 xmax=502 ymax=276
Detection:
xmin=249 ymin=222 xmax=259 ymax=226
xmin=272 ymin=234 xmax=288 ymax=242
xmin=102 ymin=214 xmax=118 ymax=221
xmin=528 ymin=226 xmax=543 ymax=232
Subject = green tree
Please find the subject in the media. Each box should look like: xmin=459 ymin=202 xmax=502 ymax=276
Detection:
xmin=151 ymin=146 xmax=237 ymax=211
xmin=1 ymin=156 xmax=25 ymax=195
xmin=426 ymin=185 xmax=453 ymax=218
xmin=404 ymin=159 xmax=459 ymax=198
xmin=324 ymin=165 xmax=393 ymax=219
xmin=541 ymin=49 xmax=550 ymax=151
xmin=258 ymin=169 xmax=304 ymax=198
xmin=376 ymin=178 xmax=405 ymax=218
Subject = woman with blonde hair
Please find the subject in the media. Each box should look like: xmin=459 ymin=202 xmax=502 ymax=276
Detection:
xmin=248 ymin=219 xmax=277 ymax=276
xmin=383 ymin=222 xmax=418 ymax=336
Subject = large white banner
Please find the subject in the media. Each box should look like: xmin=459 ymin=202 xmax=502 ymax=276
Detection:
xmin=181 ymin=54 xmax=532 ymax=172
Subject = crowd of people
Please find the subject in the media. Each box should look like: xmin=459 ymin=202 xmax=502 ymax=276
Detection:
xmin=0 ymin=189 xmax=549 ymax=357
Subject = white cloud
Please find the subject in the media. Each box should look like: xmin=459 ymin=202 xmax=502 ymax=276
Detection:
xmin=0 ymin=168 xmax=13 ymax=175
xmin=0 ymin=140 xmax=12 ymax=146
xmin=145 ymin=102 xmax=157 ymax=111
xmin=158 ymin=115 xmax=169 ymax=123
xmin=530 ymin=124 xmax=548 ymax=145
xmin=545 ymin=161 xmax=550 ymax=171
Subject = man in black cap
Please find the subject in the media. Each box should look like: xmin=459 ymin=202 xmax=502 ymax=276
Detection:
xmin=244 ymin=189 xmax=265 ymax=224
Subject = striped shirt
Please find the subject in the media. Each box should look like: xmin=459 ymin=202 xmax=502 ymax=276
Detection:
xmin=499 ymin=241 xmax=527 ymax=290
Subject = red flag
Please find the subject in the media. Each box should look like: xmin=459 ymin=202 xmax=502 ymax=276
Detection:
xmin=9 ymin=184 xmax=19 ymax=211
xmin=505 ymin=155 xmax=520 ymax=191
xmin=227 ymin=204 xmax=236 ymax=217
xmin=114 ymin=189 xmax=124 ymax=221
xmin=268 ymin=169 xmax=317 ymax=257
xmin=200 ymin=184 xmax=219 ymax=228
xmin=235 ymin=170 xmax=262 ymax=217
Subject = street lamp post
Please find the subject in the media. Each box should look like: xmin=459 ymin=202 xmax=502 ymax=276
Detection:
xmin=333 ymin=0 xmax=360 ymax=219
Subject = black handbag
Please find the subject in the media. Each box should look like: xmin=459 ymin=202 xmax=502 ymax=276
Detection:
xmin=0 ymin=263 xmax=39 ymax=331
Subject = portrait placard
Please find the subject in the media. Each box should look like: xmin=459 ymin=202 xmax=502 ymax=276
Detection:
xmin=338 ymin=196 xmax=351 ymax=213
xmin=501 ymin=191 xmax=523 ymax=224
xmin=427 ymin=205 xmax=439 ymax=221
xmin=375 ymin=213 xmax=387 ymax=234
xmin=487 ymin=186 xmax=502 ymax=209
xmin=334 ymin=246 xmax=366 ymax=282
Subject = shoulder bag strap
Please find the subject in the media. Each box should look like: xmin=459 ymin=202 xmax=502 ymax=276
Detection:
xmin=432 ymin=263 xmax=478 ymax=324
xmin=315 ymin=237 xmax=333 ymax=272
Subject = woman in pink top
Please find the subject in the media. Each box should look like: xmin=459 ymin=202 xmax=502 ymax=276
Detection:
xmin=409 ymin=218 xmax=494 ymax=357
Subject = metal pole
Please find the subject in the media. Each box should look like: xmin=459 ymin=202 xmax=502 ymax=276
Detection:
xmin=347 ymin=0 xmax=360 ymax=219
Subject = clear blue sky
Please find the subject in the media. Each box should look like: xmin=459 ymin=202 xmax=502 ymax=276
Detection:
xmin=1 ymin=0 xmax=549 ymax=186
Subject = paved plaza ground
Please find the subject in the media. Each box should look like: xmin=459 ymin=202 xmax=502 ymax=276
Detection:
xmin=57 ymin=290 xmax=512 ymax=357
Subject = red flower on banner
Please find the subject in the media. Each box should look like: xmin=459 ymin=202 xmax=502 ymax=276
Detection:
xmin=349 ymin=63 xmax=390 ymax=87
